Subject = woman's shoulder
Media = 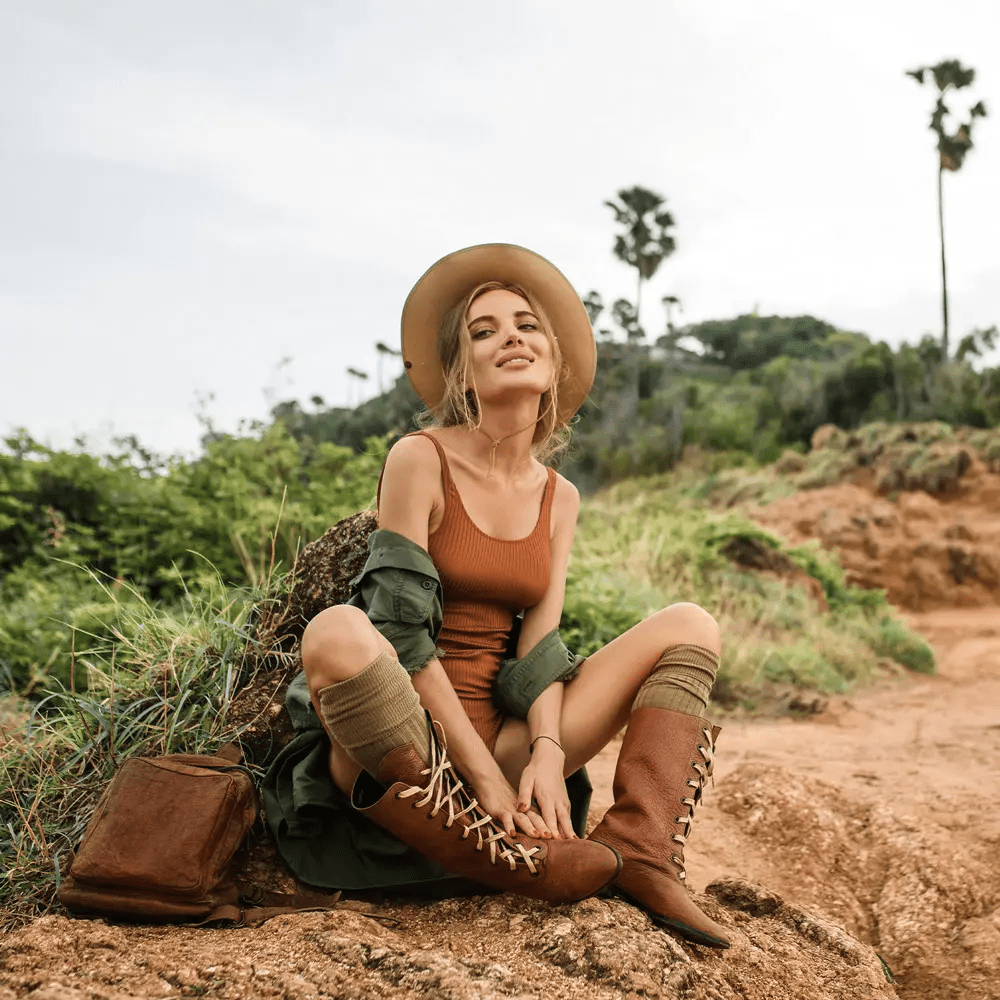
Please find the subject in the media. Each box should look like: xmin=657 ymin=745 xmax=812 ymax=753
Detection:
xmin=385 ymin=432 xmax=442 ymax=475
xmin=381 ymin=433 xmax=445 ymax=504
xmin=549 ymin=468 xmax=580 ymax=518
xmin=379 ymin=434 xmax=445 ymax=544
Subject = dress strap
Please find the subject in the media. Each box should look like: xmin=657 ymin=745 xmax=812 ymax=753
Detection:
xmin=376 ymin=430 xmax=453 ymax=510
xmin=409 ymin=431 xmax=455 ymax=492
xmin=540 ymin=466 xmax=557 ymax=535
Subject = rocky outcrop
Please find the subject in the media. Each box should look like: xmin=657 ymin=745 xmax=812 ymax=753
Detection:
xmin=713 ymin=764 xmax=1000 ymax=1000
xmin=0 ymin=884 xmax=897 ymax=1000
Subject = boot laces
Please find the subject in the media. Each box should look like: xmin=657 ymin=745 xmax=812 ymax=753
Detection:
xmin=395 ymin=724 xmax=542 ymax=874
xmin=670 ymin=727 xmax=716 ymax=880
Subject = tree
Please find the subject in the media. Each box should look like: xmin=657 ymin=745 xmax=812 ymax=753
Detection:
xmin=375 ymin=341 xmax=402 ymax=394
xmin=657 ymin=295 xmax=684 ymax=369
xmin=907 ymin=60 xmax=988 ymax=359
xmin=582 ymin=290 xmax=604 ymax=326
xmin=346 ymin=367 xmax=369 ymax=405
xmin=604 ymin=186 xmax=677 ymax=330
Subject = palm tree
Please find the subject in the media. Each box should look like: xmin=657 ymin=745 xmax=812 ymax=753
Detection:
xmin=604 ymin=186 xmax=677 ymax=330
xmin=374 ymin=341 xmax=402 ymax=394
xmin=658 ymin=295 xmax=683 ymax=370
xmin=346 ymin=367 xmax=369 ymax=406
xmin=582 ymin=290 xmax=604 ymax=326
xmin=907 ymin=60 xmax=988 ymax=359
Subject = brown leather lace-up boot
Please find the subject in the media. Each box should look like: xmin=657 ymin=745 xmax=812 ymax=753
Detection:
xmin=352 ymin=721 xmax=622 ymax=903
xmin=588 ymin=707 xmax=730 ymax=948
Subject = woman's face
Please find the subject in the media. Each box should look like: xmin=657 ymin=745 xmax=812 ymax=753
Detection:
xmin=465 ymin=288 xmax=554 ymax=408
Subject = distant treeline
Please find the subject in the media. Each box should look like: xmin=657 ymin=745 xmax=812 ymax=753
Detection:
xmin=269 ymin=313 xmax=1000 ymax=489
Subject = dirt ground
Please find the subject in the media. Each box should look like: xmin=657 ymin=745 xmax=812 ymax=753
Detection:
xmin=3 ymin=467 xmax=999 ymax=999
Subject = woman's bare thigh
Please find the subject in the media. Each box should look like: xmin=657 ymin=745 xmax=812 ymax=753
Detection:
xmin=493 ymin=603 xmax=719 ymax=783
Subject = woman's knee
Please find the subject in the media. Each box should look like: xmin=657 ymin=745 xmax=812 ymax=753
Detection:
xmin=648 ymin=602 xmax=721 ymax=654
xmin=301 ymin=605 xmax=394 ymax=691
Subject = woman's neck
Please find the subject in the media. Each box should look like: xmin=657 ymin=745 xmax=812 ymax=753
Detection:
xmin=469 ymin=400 xmax=540 ymax=478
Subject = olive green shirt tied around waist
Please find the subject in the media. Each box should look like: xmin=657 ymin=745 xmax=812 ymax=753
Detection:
xmin=346 ymin=528 xmax=445 ymax=675
xmin=260 ymin=526 xmax=591 ymax=893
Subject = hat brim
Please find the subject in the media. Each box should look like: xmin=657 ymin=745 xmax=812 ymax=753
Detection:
xmin=401 ymin=244 xmax=596 ymax=425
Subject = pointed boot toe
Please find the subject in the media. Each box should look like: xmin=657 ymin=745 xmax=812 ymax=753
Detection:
xmin=615 ymin=858 xmax=730 ymax=948
xmin=589 ymin=707 xmax=731 ymax=949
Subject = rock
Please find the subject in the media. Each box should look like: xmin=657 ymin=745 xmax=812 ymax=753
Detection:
xmin=752 ymin=459 xmax=1000 ymax=611
xmin=254 ymin=508 xmax=378 ymax=656
xmin=226 ymin=509 xmax=378 ymax=765
xmin=0 ymin=890 xmax=899 ymax=1000
xmin=718 ymin=535 xmax=829 ymax=611
xmin=714 ymin=763 xmax=1000 ymax=1000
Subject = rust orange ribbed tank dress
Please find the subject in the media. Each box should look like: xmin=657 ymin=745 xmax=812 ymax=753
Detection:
xmin=413 ymin=431 xmax=554 ymax=753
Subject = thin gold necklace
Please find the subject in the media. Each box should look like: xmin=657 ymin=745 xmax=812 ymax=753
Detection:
xmin=477 ymin=419 xmax=538 ymax=478
xmin=475 ymin=396 xmax=556 ymax=477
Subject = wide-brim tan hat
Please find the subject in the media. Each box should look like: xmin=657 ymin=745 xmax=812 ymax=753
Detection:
xmin=401 ymin=243 xmax=596 ymax=424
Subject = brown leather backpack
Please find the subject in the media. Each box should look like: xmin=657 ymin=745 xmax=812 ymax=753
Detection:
xmin=58 ymin=749 xmax=331 ymax=924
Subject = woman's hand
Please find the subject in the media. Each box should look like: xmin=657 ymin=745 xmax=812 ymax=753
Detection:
xmin=469 ymin=770 xmax=550 ymax=840
xmin=516 ymin=738 xmax=575 ymax=840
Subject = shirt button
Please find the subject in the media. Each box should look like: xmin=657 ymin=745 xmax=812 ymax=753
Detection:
xmin=421 ymin=580 xmax=434 ymax=590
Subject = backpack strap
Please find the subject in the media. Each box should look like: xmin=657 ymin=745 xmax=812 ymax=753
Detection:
xmin=200 ymin=888 xmax=401 ymax=928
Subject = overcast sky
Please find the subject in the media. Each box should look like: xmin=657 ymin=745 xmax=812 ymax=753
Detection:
xmin=2 ymin=0 xmax=998 ymax=457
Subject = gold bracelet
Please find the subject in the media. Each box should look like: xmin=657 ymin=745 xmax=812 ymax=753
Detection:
xmin=529 ymin=735 xmax=563 ymax=754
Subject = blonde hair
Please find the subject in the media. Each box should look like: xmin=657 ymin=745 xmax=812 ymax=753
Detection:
xmin=418 ymin=281 xmax=571 ymax=462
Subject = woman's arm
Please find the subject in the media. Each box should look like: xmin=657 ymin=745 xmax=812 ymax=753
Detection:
xmin=513 ymin=474 xmax=580 ymax=838
xmin=376 ymin=436 xmax=544 ymax=838
xmin=515 ymin=474 xmax=579 ymax=659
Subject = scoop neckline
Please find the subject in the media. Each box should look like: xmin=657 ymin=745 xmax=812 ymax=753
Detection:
xmin=422 ymin=432 xmax=552 ymax=543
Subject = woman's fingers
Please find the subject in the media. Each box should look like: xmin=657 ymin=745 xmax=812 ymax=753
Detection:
xmin=556 ymin=801 xmax=577 ymax=840
xmin=540 ymin=799 xmax=561 ymax=839
xmin=511 ymin=808 xmax=539 ymax=838
xmin=516 ymin=771 xmax=535 ymax=815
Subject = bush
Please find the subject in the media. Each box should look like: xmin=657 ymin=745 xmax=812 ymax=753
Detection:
xmin=0 ymin=574 xmax=267 ymax=929
xmin=0 ymin=427 xmax=384 ymax=689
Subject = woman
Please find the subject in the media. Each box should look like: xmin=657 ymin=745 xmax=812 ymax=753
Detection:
xmin=265 ymin=244 xmax=729 ymax=949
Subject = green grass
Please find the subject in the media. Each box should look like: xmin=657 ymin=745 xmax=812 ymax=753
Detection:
xmin=0 ymin=571 xmax=271 ymax=930
xmin=561 ymin=471 xmax=934 ymax=708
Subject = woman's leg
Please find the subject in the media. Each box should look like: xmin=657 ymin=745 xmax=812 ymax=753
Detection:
xmin=301 ymin=604 xmax=425 ymax=794
xmin=493 ymin=602 xmax=720 ymax=780
xmin=300 ymin=604 xmax=622 ymax=902
xmin=493 ymin=601 xmax=730 ymax=949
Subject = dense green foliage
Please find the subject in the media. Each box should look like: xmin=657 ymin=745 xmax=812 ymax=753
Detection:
xmin=0 ymin=427 xmax=384 ymax=689
xmin=273 ymin=314 xmax=999 ymax=491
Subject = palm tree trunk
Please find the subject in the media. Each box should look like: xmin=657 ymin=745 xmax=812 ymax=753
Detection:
xmin=938 ymin=165 xmax=949 ymax=361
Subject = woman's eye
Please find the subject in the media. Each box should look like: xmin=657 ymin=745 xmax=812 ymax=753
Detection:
xmin=518 ymin=322 xmax=538 ymax=332
xmin=471 ymin=327 xmax=493 ymax=340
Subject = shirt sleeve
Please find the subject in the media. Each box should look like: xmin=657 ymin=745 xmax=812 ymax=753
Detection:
xmin=347 ymin=529 xmax=444 ymax=675
xmin=492 ymin=627 xmax=585 ymax=719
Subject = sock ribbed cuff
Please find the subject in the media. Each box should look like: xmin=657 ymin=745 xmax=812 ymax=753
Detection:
xmin=633 ymin=643 xmax=719 ymax=716
xmin=317 ymin=651 xmax=430 ymax=772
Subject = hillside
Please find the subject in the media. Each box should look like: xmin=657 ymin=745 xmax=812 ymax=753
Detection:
xmin=4 ymin=422 xmax=1000 ymax=998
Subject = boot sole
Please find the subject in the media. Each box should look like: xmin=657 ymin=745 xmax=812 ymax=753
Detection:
xmin=601 ymin=884 xmax=731 ymax=949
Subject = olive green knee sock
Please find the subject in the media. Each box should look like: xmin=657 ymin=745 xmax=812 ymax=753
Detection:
xmin=316 ymin=651 xmax=430 ymax=775
xmin=632 ymin=643 xmax=719 ymax=717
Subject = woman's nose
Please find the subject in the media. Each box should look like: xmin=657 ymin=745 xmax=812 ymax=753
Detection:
xmin=504 ymin=330 xmax=524 ymax=346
